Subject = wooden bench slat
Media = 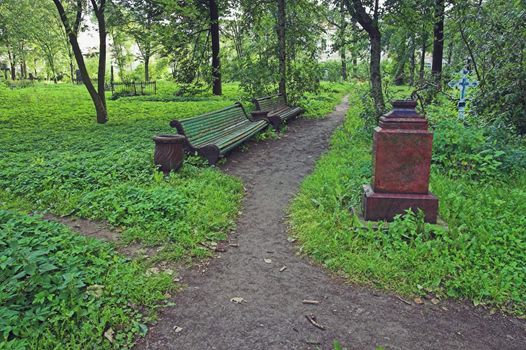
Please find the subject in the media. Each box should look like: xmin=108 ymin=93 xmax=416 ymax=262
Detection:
xmin=170 ymin=102 xmax=268 ymax=164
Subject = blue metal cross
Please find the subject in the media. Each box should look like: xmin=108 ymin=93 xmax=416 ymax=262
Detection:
xmin=448 ymin=68 xmax=478 ymax=120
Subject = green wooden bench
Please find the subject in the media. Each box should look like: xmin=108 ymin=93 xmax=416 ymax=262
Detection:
xmin=170 ymin=102 xmax=268 ymax=165
xmin=252 ymin=94 xmax=304 ymax=129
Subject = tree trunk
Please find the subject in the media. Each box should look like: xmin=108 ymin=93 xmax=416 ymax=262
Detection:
xmin=369 ymin=32 xmax=384 ymax=116
xmin=8 ymin=49 xmax=16 ymax=80
xmin=145 ymin=53 xmax=150 ymax=82
xmin=409 ymin=34 xmax=416 ymax=86
xmin=53 ymin=0 xmax=107 ymax=124
xmin=394 ymin=43 xmax=408 ymax=85
xmin=277 ymin=0 xmax=287 ymax=101
xmin=339 ymin=0 xmax=347 ymax=81
xmin=419 ymin=30 xmax=428 ymax=83
xmin=345 ymin=0 xmax=384 ymax=117
xmin=431 ymin=0 xmax=445 ymax=88
xmin=209 ymin=0 xmax=222 ymax=95
xmin=95 ymin=0 xmax=107 ymax=110
xmin=341 ymin=50 xmax=347 ymax=81
xmin=70 ymin=61 xmax=75 ymax=83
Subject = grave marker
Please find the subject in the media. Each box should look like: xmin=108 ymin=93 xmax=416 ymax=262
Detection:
xmin=448 ymin=68 xmax=478 ymax=120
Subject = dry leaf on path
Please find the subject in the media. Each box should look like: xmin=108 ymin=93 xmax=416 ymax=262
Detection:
xmin=431 ymin=298 xmax=440 ymax=305
xmin=414 ymin=297 xmax=424 ymax=305
xmin=230 ymin=297 xmax=247 ymax=304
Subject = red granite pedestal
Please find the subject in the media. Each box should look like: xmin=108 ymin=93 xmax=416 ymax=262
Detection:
xmin=362 ymin=100 xmax=439 ymax=224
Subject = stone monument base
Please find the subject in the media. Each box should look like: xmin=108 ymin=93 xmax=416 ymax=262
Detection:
xmin=362 ymin=185 xmax=439 ymax=224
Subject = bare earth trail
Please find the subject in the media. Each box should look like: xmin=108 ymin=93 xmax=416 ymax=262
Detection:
xmin=137 ymin=96 xmax=526 ymax=350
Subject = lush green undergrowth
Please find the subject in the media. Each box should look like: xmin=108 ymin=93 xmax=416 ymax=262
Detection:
xmin=290 ymin=84 xmax=526 ymax=315
xmin=0 ymin=82 xmax=243 ymax=254
xmin=0 ymin=80 xmax=347 ymax=348
xmin=298 ymin=82 xmax=352 ymax=118
xmin=0 ymin=210 xmax=173 ymax=349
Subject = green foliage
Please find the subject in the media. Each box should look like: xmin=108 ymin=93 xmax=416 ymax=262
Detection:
xmin=0 ymin=210 xmax=173 ymax=349
xmin=449 ymin=0 xmax=526 ymax=134
xmin=290 ymin=85 xmax=526 ymax=315
xmin=0 ymin=82 xmax=242 ymax=253
xmin=298 ymin=82 xmax=352 ymax=119
xmin=427 ymin=98 xmax=526 ymax=179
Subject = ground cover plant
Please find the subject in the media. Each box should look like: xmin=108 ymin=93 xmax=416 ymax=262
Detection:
xmin=0 ymin=210 xmax=173 ymax=349
xmin=289 ymin=84 xmax=526 ymax=315
xmin=0 ymin=80 xmax=348 ymax=348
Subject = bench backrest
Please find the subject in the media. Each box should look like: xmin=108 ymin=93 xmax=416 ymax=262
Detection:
xmin=170 ymin=102 xmax=249 ymax=143
xmin=254 ymin=94 xmax=287 ymax=112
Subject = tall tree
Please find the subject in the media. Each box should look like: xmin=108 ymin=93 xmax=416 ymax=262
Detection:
xmin=209 ymin=0 xmax=222 ymax=95
xmin=431 ymin=0 xmax=445 ymax=87
xmin=53 ymin=0 xmax=108 ymax=123
xmin=345 ymin=0 xmax=384 ymax=117
xmin=114 ymin=0 xmax=163 ymax=82
xmin=277 ymin=0 xmax=286 ymax=100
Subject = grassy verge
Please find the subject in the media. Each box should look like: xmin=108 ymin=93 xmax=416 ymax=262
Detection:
xmin=289 ymin=84 xmax=526 ymax=315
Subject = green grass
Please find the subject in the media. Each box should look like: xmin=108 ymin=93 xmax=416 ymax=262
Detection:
xmin=298 ymin=82 xmax=352 ymax=118
xmin=289 ymin=84 xmax=526 ymax=315
xmin=0 ymin=80 xmax=349 ymax=348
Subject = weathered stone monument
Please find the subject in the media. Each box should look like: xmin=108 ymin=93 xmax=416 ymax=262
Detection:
xmin=362 ymin=100 xmax=439 ymax=223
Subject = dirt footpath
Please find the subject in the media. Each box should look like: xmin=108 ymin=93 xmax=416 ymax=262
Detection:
xmin=136 ymin=96 xmax=526 ymax=350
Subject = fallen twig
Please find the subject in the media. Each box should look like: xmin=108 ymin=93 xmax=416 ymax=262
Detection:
xmin=305 ymin=314 xmax=325 ymax=330
xmin=396 ymin=296 xmax=412 ymax=305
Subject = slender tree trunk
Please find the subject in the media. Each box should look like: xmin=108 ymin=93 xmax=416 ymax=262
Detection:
xmin=8 ymin=48 xmax=16 ymax=80
xmin=94 ymin=0 xmax=107 ymax=109
xmin=369 ymin=32 xmax=384 ymax=115
xmin=341 ymin=50 xmax=347 ymax=81
xmin=409 ymin=34 xmax=416 ymax=86
xmin=345 ymin=0 xmax=384 ymax=117
xmin=419 ymin=30 xmax=428 ymax=83
xmin=339 ymin=0 xmax=347 ymax=81
xmin=394 ymin=42 xmax=408 ymax=85
xmin=53 ymin=0 xmax=107 ymax=123
xmin=70 ymin=61 xmax=75 ymax=83
xmin=144 ymin=53 xmax=150 ymax=82
xmin=431 ymin=0 xmax=445 ymax=88
xmin=277 ymin=0 xmax=287 ymax=100
xmin=447 ymin=41 xmax=453 ymax=65
xmin=209 ymin=0 xmax=222 ymax=95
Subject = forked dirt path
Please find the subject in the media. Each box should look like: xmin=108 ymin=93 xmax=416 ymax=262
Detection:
xmin=137 ymin=96 xmax=526 ymax=349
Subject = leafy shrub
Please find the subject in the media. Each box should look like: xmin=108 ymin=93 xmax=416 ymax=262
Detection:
xmin=0 ymin=210 xmax=172 ymax=349
xmin=432 ymin=119 xmax=505 ymax=179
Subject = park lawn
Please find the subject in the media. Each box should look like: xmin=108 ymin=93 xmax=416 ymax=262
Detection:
xmin=0 ymin=80 xmax=349 ymax=348
xmin=289 ymin=84 xmax=526 ymax=316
